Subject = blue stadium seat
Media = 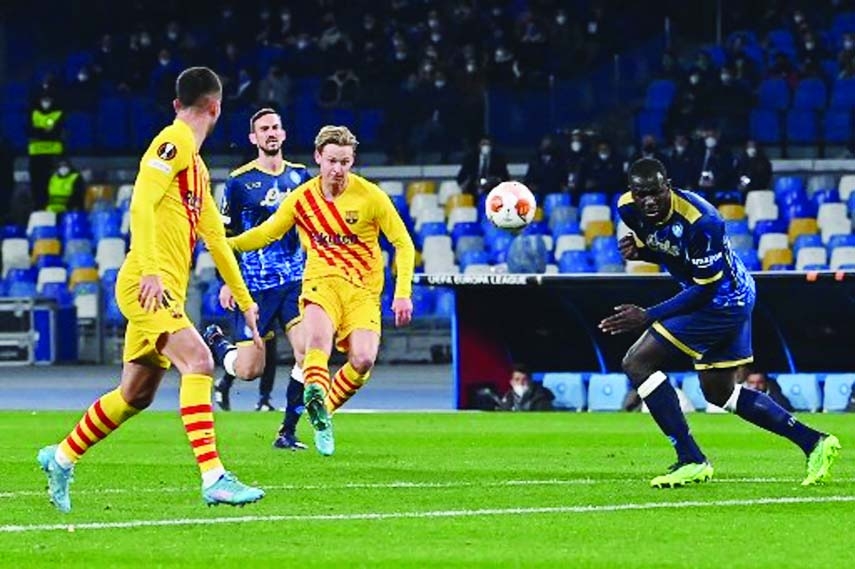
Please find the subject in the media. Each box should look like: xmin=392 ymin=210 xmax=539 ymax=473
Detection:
xmin=543 ymin=193 xmax=571 ymax=217
xmin=548 ymin=205 xmax=578 ymax=228
xmin=96 ymin=97 xmax=129 ymax=151
xmin=725 ymin=219 xmax=749 ymax=235
xmin=487 ymin=232 xmax=513 ymax=253
xmin=830 ymin=78 xmax=855 ymax=109
xmin=450 ymin=221 xmax=481 ymax=245
xmin=60 ymin=211 xmax=91 ymax=241
xmin=359 ymin=109 xmax=384 ymax=146
xmin=757 ymin=78 xmax=791 ymax=110
xmin=8 ymin=280 xmax=37 ymax=297
xmin=812 ymin=188 xmax=840 ymax=210
xmin=736 ymin=248 xmax=761 ymax=271
xmin=72 ymin=281 xmax=98 ymax=295
xmin=680 ymin=373 xmax=708 ymax=410
xmin=826 ymin=234 xmax=855 ymax=252
xmin=750 ymin=109 xmax=782 ymax=143
xmin=786 ymin=110 xmax=819 ymax=143
xmin=30 ymin=225 xmax=58 ymax=241
xmin=91 ymin=211 xmax=123 ymax=242
xmin=579 ymin=192 xmax=608 ymax=209
xmin=551 ymin=219 xmax=581 ymax=238
xmin=776 ymin=373 xmax=823 ymax=411
xmin=823 ymin=109 xmax=852 ymax=143
xmin=103 ymin=290 xmax=125 ymax=327
xmin=768 ymin=263 xmax=793 ymax=271
xmin=775 ymin=185 xmax=808 ymax=208
xmin=2 ymin=225 xmax=25 ymax=239
xmin=5 ymin=267 xmax=36 ymax=284
xmin=35 ymin=254 xmax=63 ymax=270
xmin=644 ymin=80 xmax=677 ymax=111
xmin=636 ymin=110 xmax=666 ymax=141
xmin=848 ymin=192 xmax=855 ymax=217
xmin=558 ymin=250 xmax=592 ymax=273
xmin=542 ymin=373 xmax=587 ymax=410
xmin=434 ymin=289 xmax=455 ymax=318
xmin=411 ymin=286 xmax=436 ymax=317
xmin=822 ymin=374 xmax=855 ymax=412
xmin=792 ymin=78 xmax=827 ymax=110
xmin=65 ymin=111 xmax=95 ymax=152
xmin=729 ymin=233 xmax=754 ymax=252
xmin=781 ymin=201 xmax=816 ymax=221
xmin=521 ymin=220 xmax=548 ymax=237
xmin=802 ymin=263 xmax=830 ymax=271
xmin=1 ymin=106 xmax=28 ymax=150
xmin=753 ymin=219 xmax=787 ymax=242
xmin=793 ymin=233 xmax=823 ymax=255
xmin=591 ymin=235 xmax=618 ymax=254
xmin=587 ymin=374 xmax=629 ymax=411
xmin=67 ymin=252 xmax=96 ymax=269
xmin=712 ymin=190 xmax=742 ymax=205
xmin=39 ymin=282 xmax=73 ymax=306
xmin=767 ymin=29 xmax=796 ymax=55
xmin=458 ymin=249 xmax=489 ymax=271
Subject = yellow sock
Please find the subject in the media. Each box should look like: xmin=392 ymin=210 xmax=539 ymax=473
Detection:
xmin=180 ymin=373 xmax=225 ymax=484
xmin=303 ymin=348 xmax=331 ymax=396
xmin=327 ymin=362 xmax=370 ymax=412
xmin=59 ymin=387 xmax=140 ymax=462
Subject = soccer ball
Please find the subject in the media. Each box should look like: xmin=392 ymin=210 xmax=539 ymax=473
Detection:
xmin=485 ymin=181 xmax=537 ymax=230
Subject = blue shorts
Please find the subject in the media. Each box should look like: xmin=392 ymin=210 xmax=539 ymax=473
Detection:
xmin=649 ymin=297 xmax=754 ymax=371
xmin=233 ymin=282 xmax=302 ymax=344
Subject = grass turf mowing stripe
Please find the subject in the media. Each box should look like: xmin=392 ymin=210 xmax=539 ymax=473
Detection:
xmin=2 ymin=496 xmax=853 ymax=534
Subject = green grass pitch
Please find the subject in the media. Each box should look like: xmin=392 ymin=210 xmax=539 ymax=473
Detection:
xmin=1 ymin=411 xmax=853 ymax=568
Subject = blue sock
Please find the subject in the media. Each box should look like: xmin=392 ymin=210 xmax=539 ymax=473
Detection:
xmin=731 ymin=386 xmax=822 ymax=456
xmin=209 ymin=336 xmax=234 ymax=366
xmin=639 ymin=372 xmax=707 ymax=464
xmin=280 ymin=378 xmax=305 ymax=435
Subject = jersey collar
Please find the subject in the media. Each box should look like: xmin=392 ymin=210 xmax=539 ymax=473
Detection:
xmin=655 ymin=193 xmax=677 ymax=226
xmin=253 ymin=159 xmax=285 ymax=176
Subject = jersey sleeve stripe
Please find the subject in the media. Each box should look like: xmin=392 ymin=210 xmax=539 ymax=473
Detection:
xmin=302 ymin=192 xmax=372 ymax=272
xmin=693 ymin=271 xmax=723 ymax=285
xmin=318 ymin=197 xmax=375 ymax=260
xmin=295 ymin=200 xmax=364 ymax=280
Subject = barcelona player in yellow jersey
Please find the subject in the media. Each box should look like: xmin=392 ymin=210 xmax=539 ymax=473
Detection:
xmin=230 ymin=125 xmax=415 ymax=455
xmin=37 ymin=67 xmax=266 ymax=512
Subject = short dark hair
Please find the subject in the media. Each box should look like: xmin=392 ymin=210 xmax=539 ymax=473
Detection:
xmin=512 ymin=363 xmax=530 ymax=377
xmin=249 ymin=107 xmax=279 ymax=132
xmin=175 ymin=67 xmax=222 ymax=108
xmin=628 ymin=157 xmax=668 ymax=180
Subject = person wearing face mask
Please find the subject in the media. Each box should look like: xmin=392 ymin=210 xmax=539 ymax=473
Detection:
xmin=46 ymin=158 xmax=85 ymax=214
xmin=495 ymin=364 xmax=554 ymax=412
xmin=665 ymin=67 xmax=710 ymax=138
xmin=576 ymin=139 xmax=625 ymax=195
xmin=630 ymin=134 xmax=669 ymax=166
xmin=68 ymin=65 xmax=98 ymax=112
xmin=697 ymin=128 xmax=736 ymax=190
xmin=734 ymin=140 xmax=772 ymax=193
xmin=708 ymin=65 xmax=751 ymax=143
xmin=524 ymin=135 xmax=568 ymax=198
xmin=837 ymin=34 xmax=855 ymax=71
xmin=456 ymin=136 xmax=510 ymax=194
xmin=667 ymin=134 xmax=702 ymax=191
xmin=150 ymin=49 xmax=182 ymax=107
xmin=257 ymin=65 xmax=292 ymax=111
xmin=409 ymin=72 xmax=459 ymax=162
xmin=28 ymin=92 xmax=65 ymax=211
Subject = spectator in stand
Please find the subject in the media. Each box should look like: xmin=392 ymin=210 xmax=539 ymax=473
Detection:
xmin=630 ymin=134 xmax=670 ymax=166
xmin=665 ymin=68 xmax=711 ymax=140
xmin=707 ymin=65 xmax=753 ymax=143
xmin=744 ymin=371 xmax=794 ymax=413
xmin=656 ymin=50 xmax=685 ymax=82
xmin=46 ymin=158 xmax=85 ymax=214
xmin=524 ymin=135 xmax=568 ymax=199
xmin=410 ymin=71 xmax=459 ymax=162
xmin=837 ymin=34 xmax=855 ymax=74
xmin=456 ymin=136 xmax=510 ymax=195
xmin=496 ymin=364 xmax=555 ymax=412
xmin=226 ymin=68 xmax=256 ymax=109
xmin=119 ymin=33 xmax=152 ymax=93
xmin=218 ymin=42 xmax=244 ymax=94
xmin=667 ymin=133 xmax=701 ymax=191
xmin=564 ymin=129 xmax=589 ymax=196
xmin=697 ymin=128 xmax=736 ymax=191
xmin=257 ymin=65 xmax=291 ymax=112
xmin=547 ymin=7 xmax=582 ymax=77
xmin=798 ymin=29 xmax=831 ymax=62
xmin=67 ymin=65 xmax=99 ymax=112
xmin=149 ymin=48 xmax=182 ymax=107
xmin=576 ymin=139 xmax=625 ymax=195
xmin=318 ymin=68 xmax=360 ymax=108
xmin=731 ymin=52 xmax=759 ymax=87
xmin=735 ymin=140 xmax=773 ymax=193
xmin=767 ymin=52 xmax=799 ymax=89
xmin=92 ymin=34 xmax=121 ymax=84
xmin=28 ymin=91 xmax=65 ymax=212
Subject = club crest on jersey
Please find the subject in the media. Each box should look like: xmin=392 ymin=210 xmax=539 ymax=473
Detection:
xmin=157 ymin=142 xmax=177 ymax=160
xmin=672 ymin=223 xmax=683 ymax=238
xmin=345 ymin=210 xmax=359 ymax=224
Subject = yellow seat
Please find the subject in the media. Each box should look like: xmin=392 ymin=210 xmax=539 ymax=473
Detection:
xmin=762 ymin=248 xmax=794 ymax=271
xmin=534 ymin=206 xmax=545 ymax=222
xmin=627 ymin=261 xmax=660 ymax=274
xmin=406 ymin=180 xmax=437 ymax=204
xmin=444 ymin=193 xmax=475 ymax=216
xmin=718 ymin=204 xmax=746 ymax=220
xmin=85 ymin=184 xmax=116 ymax=211
xmin=584 ymin=220 xmax=614 ymax=246
xmin=31 ymin=238 xmax=61 ymax=263
xmin=788 ymin=217 xmax=818 ymax=245
xmin=69 ymin=267 xmax=99 ymax=290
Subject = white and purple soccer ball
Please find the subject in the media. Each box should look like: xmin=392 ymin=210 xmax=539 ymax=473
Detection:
xmin=485 ymin=181 xmax=537 ymax=230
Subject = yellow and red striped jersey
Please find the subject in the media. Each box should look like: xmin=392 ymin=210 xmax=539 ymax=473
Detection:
xmin=125 ymin=118 xmax=253 ymax=309
xmin=230 ymin=173 xmax=414 ymax=298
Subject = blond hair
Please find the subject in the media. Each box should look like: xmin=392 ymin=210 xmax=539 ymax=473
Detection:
xmin=314 ymin=125 xmax=359 ymax=152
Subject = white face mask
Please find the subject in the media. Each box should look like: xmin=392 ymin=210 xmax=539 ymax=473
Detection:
xmin=720 ymin=73 xmax=731 ymax=83
xmin=466 ymin=63 xmax=476 ymax=74
xmin=845 ymin=40 xmax=854 ymax=50
xmin=674 ymin=144 xmax=686 ymax=154
xmin=434 ymin=80 xmax=446 ymax=89
xmin=689 ymin=74 xmax=700 ymax=85
xmin=512 ymin=384 xmax=528 ymax=397
xmin=705 ymin=136 xmax=717 ymax=149
xmin=40 ymin=99 xmax=51 ymax=110
xmin=571 ymin=140 xmax=582 ymax=152
xmin=57 ymin=167 xmax=70 ymax=176
xmin=480 ymin=145 xmax=491 ymax=155
xmin=78 ymin=72 xmax=88 ymax=82
xmin=598 ymin=151 xmax=609 ymax=161
xmin=805 ymin=41 xmax=815 ymax=50
xmin=746 ymin=147 xmax=757 ymax=157
xmin=556 ymin=15 xmax=567 ymax=25
xmin=430 ymin=32 xmax=442 ymax=43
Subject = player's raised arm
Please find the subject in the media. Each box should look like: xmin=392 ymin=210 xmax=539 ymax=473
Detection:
xmin=228 ymin=189 xmax=298 ymax=252
xmin=376 ymin=190 xmax=415 ymax=326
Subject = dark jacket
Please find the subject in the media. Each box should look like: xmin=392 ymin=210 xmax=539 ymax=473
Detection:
xmin=457 ymin=149 xmax=510 ymax=194
xmin=734 ymin=152 xmax=773 ymax=192
xmin=497 ymin=384 xmax=555 ymax=411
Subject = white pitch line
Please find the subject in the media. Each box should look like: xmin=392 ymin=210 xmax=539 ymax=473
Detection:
xmin=2 ymin=476 xmax=853 ymax=500
xmin=1 ymin=495 xmax=853 ymax=534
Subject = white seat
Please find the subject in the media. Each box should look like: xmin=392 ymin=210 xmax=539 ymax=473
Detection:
xmin=422 ymin=235 xmax=453 ymax=260
xmin=116 ymin=184 xmax=134 ymax=210
xmin=26 ymin=210 xmax=57 ymax=236
xmin=410 ymin=193 xmax=439 ymax=220
xmin=757 ymin=233 xmax=789 ymax=261
xmin=554 ymin=234 xmax=586 ymax=260
xmin=540 ymin=235 xmax=553 ymax=252
xmin=37 ymin=267 xmax=68 ymax=292
xmin=795 ymin=246 xmax=827 ymax=270
xmin=74 ymin=293 xmax=99 ymax=319
xmin=818 ymin=202 xmax=848 ymax=228
xmin=414 ymin=207 xmax=445 ymax=232
xmin=615 ymin=220 xmax=633 ymax=241
xmin=545 ymin=263 xmax=559 ymax=274
xmin=95 ymin=238 xmax=126 ymax=275
xmin=807 ymin=174 xmax=838 ymax=196
xmin=747 ymin=203 xmax=779 ymax=231
xmin=423 ymin=254 xmax=458 ymax=274
xmin=830 ymin=246 xmax=855 ymax=269
xmin=1 ymin=238 xmax=30 ymax=277
xmin=821 ymin=218 xmax=851 ymax=244
xmin=579 ymin=205 xmax=611 ymax=231
xmin=838 ymin=174 xmax=855 ymax=202
xmin=379 ymin=180 xmax=404 ymax=196
xmin=194 ymin=251 xmax=216 ymax=277
xmin=120 ymin=209 xmax=130 ymax=236
xmin=212 ymin=182 xmax=226 ymax=209
xmin=447 ymin=206 xmax=478 ymax=231
xmin=437 ymin=180 xmax=461 ymax=205
xmin=744 ymin=190 xmax=776 ymax=219
xmin=463 ymin=263 xmax=492 ymax=274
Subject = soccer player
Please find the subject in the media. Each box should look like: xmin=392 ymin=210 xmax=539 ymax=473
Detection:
xmin=229 ymin=125 xmax=415 ymax=456
xmin=37 ymin=67 xmax=266 ymax=512
xmin=203 ymin=107 xmax=311 ymax=450
xmin=599 ymin=158 xmax=840 ymax=488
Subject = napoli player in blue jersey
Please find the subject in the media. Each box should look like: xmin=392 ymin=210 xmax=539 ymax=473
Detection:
xmin=599 ymin=158 xmax=840 ymax=488
xmin=204 ymin=108 xmax=311 ymax=450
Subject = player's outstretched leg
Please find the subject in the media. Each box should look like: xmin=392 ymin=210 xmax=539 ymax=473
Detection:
xmin=303 ymin=348 xmax=334 ymax=456
xmin=327 ymin=362 xmax=370 ymax=413
xmin=623 ymin=334 xmax=712 ymax=488
xmin=38 ymin=387 xmax=141 ymax=512
xmin=274 ymin=365 xmax=307 ymax=450
xmin=204 ymin=325 xmax=238 ymax=411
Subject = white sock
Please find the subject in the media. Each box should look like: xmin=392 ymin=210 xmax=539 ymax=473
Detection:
xmin=223 ymin=349 xmax=237 ymax=377
xmin=723 ymin=384 xmax=742 ymax=412
xmin=201 ymin=466 xmax=226 ymax=489
xmin=637 ymin=371 xmax=669 ymax=399
xmin=290 ymin=363 xmax=304 ymax=383
xmin=54 ymin=446 xmax=74 ymax=470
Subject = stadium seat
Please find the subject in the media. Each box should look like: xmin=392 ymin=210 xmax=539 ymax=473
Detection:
xmin=587 ymin=374 xmax=629 ymax=412
xmin=826 ymin=233 xmax=855 ymax=252
xmin=434 ymin=288 xmax=455 ymax=318
xmin=462 ymin=263 xmax=491 ymax=274
xmin=838 ymin=174 xmax=855 ymax=202
xmin=410 ymin=193 xmax=440 ymax=220
xmin=553 ymin=234 xmax=586 ymax=260
xmin=752 ymin=218 xmax=786 ymax=242
xmin=444 ymin=193 xmax=475 ymax=217
xmin=406 ymin=180 xmax=437 ymax=204
xmin=36 ymin=266 xmax=67 ymax=293
xmin=69 ymin=267 xmax=99 ymax=290
xmin=811 ymin=189 xmax=840 ymax=211
xmin=821 ymin=218 xmax=851 ymax=244
xmin=418 ymin=221 xmax=448 ymax=247
xmin=65 ymin=111 xmax=95 ymax=152
xmin=712 ymin=190 xmax=742 ymax=206
xmin=787 ymin=218 xmax=818 ymax=244
xmin=823 ymin=110 xmax=852 ymax=143
xmin=548 ymin=206 xmax=578 ymax=230
xmin=822 ymin=374 xmax=855 ymax=412
xmin=115 ymin=184 xmax=134 ymax=210
xmin=410 ymin=286 xmax=436 ymax=317
xmin=579 ymin=204 xmax=611 ymax=230
xmin=774 ymin=176 xmax=805 ymax=196
xmin=830 ymin=78 xmax=855 ymax=109
xmin=786 ymin=110 xmax=819 ymax=143
xmin=1 ymin=238 xmax=30 ymax=277
xmin=757 ymin=78 xmax=791 ymax=110
xmin=762 ymin=248 xmax=793 ymax=271
xmin=66 ymin=251 xmax=96 ymax=270
xmin=747 ymin=203 xmax=779 ymax=231
xmin=749 ymin=109 xmax=782 ymax=143
xmin=635 ymin=110 xmax=666 ymax=141
xmin=757 ymin=232 xmax=788 ymax=260
xmin=437 ymin=180 xmax=461 ymax=206
xmin=776 ymin=374 xmax=822 ymax=412
xmin=830 ymin=246 xmax=855 ymax=269
xmin=447 ymin=206 xmax=478 ymax=232
xmin=414 ymin=207 xmax=445 ymax=233
xmin=736 ymin=248 xmax=761 ymax=271
xmin=792 ymin=78 xmax=827 ymax=110
xmin=793 ymin=233 xmax=823 ymax=255
xmin=95 ymin=238 xmax=126 ymax=275
xmin=726 ymin=219 xmax=750 ymax=236
xmin=84 ymin=184 xmax=116 ymax=212
xmin=644 ymin=79 xmax=677 ymax=111
xmin=543 ymin=193 xmax=571 ymax=217
xmin=8 ymin=280 xmax=37 ymax=297
xmin=59 ymin=211 xmax=91 ymax=241
xmin=31 ymin=238 xmax=61 ymax=263
xmin=542 ymin=373 xmax=587 ymax=410
xmin=796 ymin=246 xmax=828 ymax=270
xmin=584 ymin=220 xmax=614 ymax=246
xmin=454 ymin=235 xmax=485 ymax=260
xmin=744 ymin=190 xmax=775 ymax=218
xmin=379 ymin=180 xmax=404 ymax=197
xmin=194 ymin=251 xmax=217 ymax=283
xmin=730 ymin=233 xmax=754 ymax=252
xmin=449 ymin=221 xmax=481 ymax=246
xmin=718 ymin=204 xmax=745 ymax=220
xmin=578 ymin=192 xmax=608 ymax=209
xmin=74 ymin=291 xmax=99 ymax=318
xmin=26 ymin=210 xmax=57 ymax=236
xmin=679 ymin=373 xmax=708 ymax=411
xmin=625 ymin=260 xmax=659 ymax=273
xmin=422 ymin=234 xmax=453 ymax=257
xmin=817 ymin=202 xmax=847 ymax=228
xmin=558 ymin=250 xmax=592 ymax=273
xmin=2 ymin=224 xmax=25 ymax=239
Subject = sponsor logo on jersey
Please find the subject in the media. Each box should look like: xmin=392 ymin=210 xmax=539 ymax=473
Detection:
xmin=146 ymin=159 xmax=172 ymax=174
xmin=345 ymin=210 xmax=359 ymax=224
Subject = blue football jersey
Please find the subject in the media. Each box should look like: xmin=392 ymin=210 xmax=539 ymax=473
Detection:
xmin=617 ymin=188 xmax=755 ymax=308
xmin=220 ymin=159 xmax=311 ymax=291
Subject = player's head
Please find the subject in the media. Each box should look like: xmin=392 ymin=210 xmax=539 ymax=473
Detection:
xmin=173 ymin=66 xmax=222 ymax=134
xmin=248 ymin=108 xmax=284 ymax=157
xmin=628 ymin=158 xmax=672 ymax=223
xmin=314 ymin=125 xmax=358 ymax=190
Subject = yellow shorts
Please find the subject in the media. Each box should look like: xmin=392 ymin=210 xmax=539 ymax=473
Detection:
xmin=116 ymin=269 xmax=192 ymax=369
xmin=300 ymin=276 xmax=380 ymax=352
